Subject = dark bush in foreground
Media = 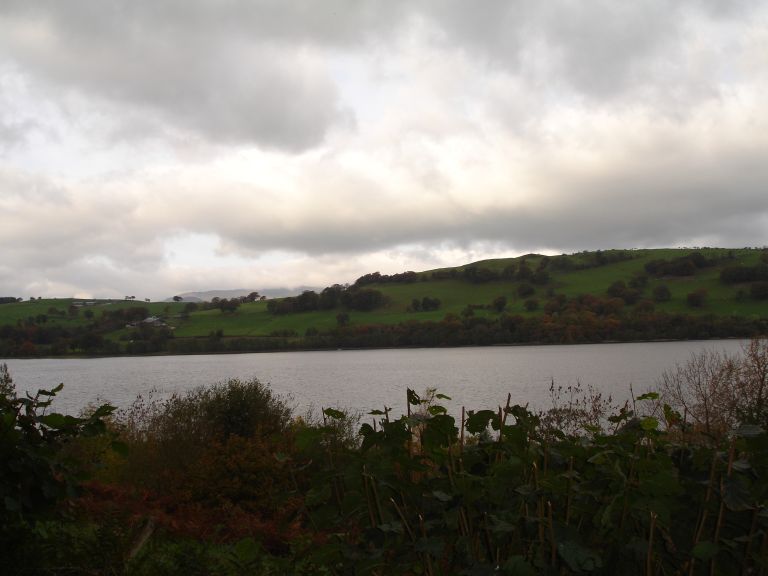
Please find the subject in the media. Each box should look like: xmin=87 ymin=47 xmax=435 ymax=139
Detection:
xmin=4 ymin=346 xmax=768 ymax=575
xmin=0 ymin=364 xmax=117 ymax=575
xmin=113 ymin=378 xmax=293 ymax=494
xmin=292 ymin=383 xmax=768 ymax=575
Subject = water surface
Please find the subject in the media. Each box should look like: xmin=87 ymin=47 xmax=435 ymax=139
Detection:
xmin=2 ymin=340 xmax=745 ymax=416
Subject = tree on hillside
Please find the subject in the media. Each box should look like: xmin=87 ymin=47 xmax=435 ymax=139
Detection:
xmin=653 ymin=285 xmax=671 ymax=302
xmin=524 ymin=299 xmax=539 ymax=311
xmin=336 ymin=312 xmax=350 ymax=327
xmin=517 ymin=260 xmax=533 ymax=281
xmin=421 ymin=296 xmax=441 ymax=311
xmin=218 ymin=299 xmax=240 ymax=314
xmin=686 ymin=289 xmax=707 ymax=308
xmin=172 ymin=295 xmax=183 ymax=302
xmin=750 ymin=282 xmax=768 ymax=300
xmin=517 ymin=283 xmax=535 ymax=298
xmin=532 ymin=269 xmax=550 ymax=285
xmin=490 ymin=296 xmax=507 ymax=313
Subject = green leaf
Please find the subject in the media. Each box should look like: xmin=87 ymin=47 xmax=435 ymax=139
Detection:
xmin=731 ymin=424 xmax=764 ymax=438
xmin=4 ymin=496 xmax=20 ymax=511
xmin=722 ymin=476 xmax=753 ymax=512
xmin=232 ymin=538 xmax=262 ymax=565
xmin=465 ymin=410 xmax=496 ymax=434
xmin=305 ymin=485 xmax=332 ymax=507
xmin=407 ymin=388 xmax=421 ymax=406
xmin=110 ymin=440 xmax=129 ymax=457
xmin=415 ymin=536 xmax=445 ymax=556
xmin=488 ymin=515 xmax=517 ymax=534
xmin=89 ymin=404 xmax=116 ymax=418
xmin=273 ymin=452 xmax=290 ymax=463
xmin=431 ymin=490 xmax=453 ymax=502
xmin=557 ymin=540 xmax=603 ymax=572
xmin=428 ymin=405 xmax=447 ymax=416
xmin=691 ymin=541 xmax=718 ymax=561
xmin=640 ymin=417 xmax=659 ymax=431
xmin=608 ymin=408 xmax=634 ymax=424
xmin=600 ymin=496 xmax=621 ymax=528
xmin=323 ymin=408 xmax=346 ymax=420
xmin=378 ymin=521 xmax=403 ymax=534
xmin=341 ymin=490 xmax=365 ymax=516
xmin=435 ymin=393 xmax=451 ymax=400
xmin=587 ymin=450 xmax=614 ymax=465
xmin=39 ymin=413 xmax=78 ymax=430
xmin=639 ymin=468 xmax=682 ymax=497
xmin=731 ymin=458 xmax=751 ymax=473
xmin=421 ymin=414 xmax=457 ymax=448
xmin=663 ymin=403 xmax=681 ymax=426
xmin=500 ymin=555 xmax=536 ymax=576
xmin=636 ymin=392 xmax=659 ymax=401
xmin=368 ymin=409 xmax=385 ymax=415
xmin=36 ymin=383 xmax=64 ymax=397
xmin=295 ymin=426 xmax=323 ymax=450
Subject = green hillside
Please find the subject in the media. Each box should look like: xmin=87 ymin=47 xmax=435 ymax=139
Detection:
xmin=2 ymin=247 xmax=767 ymax=356
xmin=173 ymin=247 xmax=767 ymax=337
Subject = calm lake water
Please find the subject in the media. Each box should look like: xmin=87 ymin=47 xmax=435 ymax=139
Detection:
xmin=2 ymin=340 xmax=747 ymax=417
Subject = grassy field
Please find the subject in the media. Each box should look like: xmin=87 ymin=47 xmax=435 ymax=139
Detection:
xmin=3 ymin=248 xmax=766 ymax=342
xmin=170 ymin=247 xmax=767 ymax=337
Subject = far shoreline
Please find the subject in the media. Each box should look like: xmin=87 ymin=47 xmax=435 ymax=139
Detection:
xmin=0 ymin=335 xmax=749 ymax=362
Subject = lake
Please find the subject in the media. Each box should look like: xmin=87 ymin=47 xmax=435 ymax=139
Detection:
xmin=1 ymin=340 xmax=746 ymax=417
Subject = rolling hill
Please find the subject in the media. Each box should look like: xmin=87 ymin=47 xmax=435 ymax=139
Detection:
xmin=2 ymin=247 xmax=767 ymax=356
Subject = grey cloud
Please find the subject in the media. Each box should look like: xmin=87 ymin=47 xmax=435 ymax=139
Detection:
xmin=208 ymin=133 xmax=768 ymax=256
xmin=0 ymin=1 xmax=362 ymax=150
xmin=2 ymin=133 xmax=767 ymax=300
xmin=2 ymin=0 xmax=754 ymax=152
xmin=422 ymin=0 xmax=760 ymax=106
xmin=0 ymin=118 xmax=33 ymax=150
xmin=0 ymin=169 xmax=165 ymax=272
xmin=541 ymin=2 xmax=681 ymax=98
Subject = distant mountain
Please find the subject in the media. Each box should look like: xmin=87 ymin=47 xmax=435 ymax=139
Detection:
xmin=164 ymin=287 xmax=317 ymax=302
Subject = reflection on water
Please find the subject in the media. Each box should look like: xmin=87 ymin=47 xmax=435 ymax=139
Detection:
xmin=3 ymin=340 xmax=746 ymax=416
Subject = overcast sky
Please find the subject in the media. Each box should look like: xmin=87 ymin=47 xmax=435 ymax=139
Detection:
xmin=1 ymin=1 xmax=767 ymax=300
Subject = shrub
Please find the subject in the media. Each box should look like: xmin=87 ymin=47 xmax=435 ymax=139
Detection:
xmin=657 ymin=337 xmax=768 ymax=436
xmin=113 ymin=378 xmax=293 ymax=492
xmin=420 ymin=296 xmax=441 ymax=311
xmin=686 ymin=288 xmax=707 ymax=308
xmin=751 ymin=281 xmax=768 ymax=300
xmin=0 ymin=365 xmax=116 ymax=521
xmin=301 ymin=387 xmax=768 ymax=574
xmin=0 ymin=364 xmax=116 ymax=574
xmin=523 ymin=298 xmax=539 ymax=311
xmin=517 ymin=283 xmax=535 ymax=298
xmin=653 ymin=284 xmax=671 ymax=302
xmin=656 ymin=347 xmax=737 ymax=437
xmin=490 ymin=295 xmax=507 ymax=313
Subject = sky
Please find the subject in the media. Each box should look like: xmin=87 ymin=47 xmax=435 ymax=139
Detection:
xmin=1 ymin=1 xmax=767 ymax=301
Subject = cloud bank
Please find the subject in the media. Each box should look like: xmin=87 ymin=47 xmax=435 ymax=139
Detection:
xmin=1 ymin=1 xmax=766 ymax=299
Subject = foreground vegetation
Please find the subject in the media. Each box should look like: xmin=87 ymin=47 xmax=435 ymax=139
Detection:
xmin=2 ymin=339 xmax=767 ymax=574
xmin=1 ymin=248 xmax=768 ymax=357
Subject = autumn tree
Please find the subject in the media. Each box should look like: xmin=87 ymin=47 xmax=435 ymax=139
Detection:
xmin=490 ymin=296 xmax=507 ymax=313
xmin=652 ymin=284 xmax=671 ymax=302
xmin=686 ymin=289 xmax=707 ymax=308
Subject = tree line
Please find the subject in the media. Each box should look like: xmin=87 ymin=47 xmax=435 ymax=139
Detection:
xmin=266 ymin=286 xmax=387 ymax=315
